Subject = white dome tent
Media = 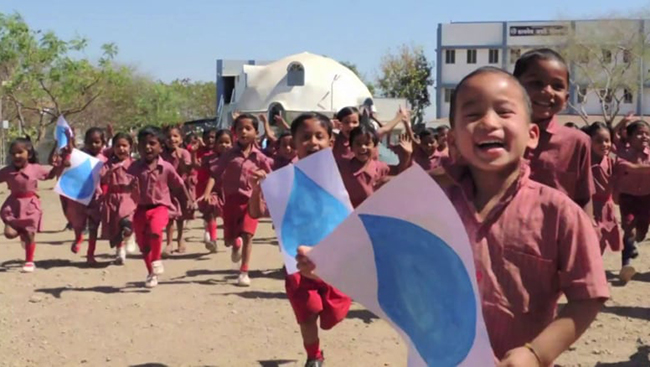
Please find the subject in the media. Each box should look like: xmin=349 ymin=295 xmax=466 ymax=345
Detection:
xmin=231 ymin=52 xmax=373 ymax=120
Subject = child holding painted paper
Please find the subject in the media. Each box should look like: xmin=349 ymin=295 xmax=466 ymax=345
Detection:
xmin=161 ymin=125 xmax=194 ymax=255
xmin=1 ymin=136 xmax=68 ymax=272
xmin=64 ymin=127 xmax=108 ymax=264
xmin=583 ymin=122 xmax=622 ymax=257
xmin=298 ymin=67 xmax=608 ymax=366
xmin=249 ymin=113 xmax=352 ymax=367
xmin=200 ymin=114 xmax=272 ymax=287
xmin=196 ymin=129 xmax=233 ymax=253
xmin=100 ymin=132 xmax=137 ymax=265
xmin=514 ymin=49 xmax=594 ymax=214
xmin=127 ymin=126 xmax=192 ymax=288
xmin=612 ymin=120 xmax=650 ymax=283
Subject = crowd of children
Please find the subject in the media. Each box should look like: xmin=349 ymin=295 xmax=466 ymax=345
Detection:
xmin=1 ymin=47 xmax=648 ymax=366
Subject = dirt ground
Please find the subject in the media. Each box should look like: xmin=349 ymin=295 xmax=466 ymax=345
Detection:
xmin=1 ymin=181 xmax=649 ymax=367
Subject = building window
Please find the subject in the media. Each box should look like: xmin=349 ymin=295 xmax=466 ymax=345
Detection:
xmin=599 ymin=89 xmax=613 ymax=104
xmin=445 ymin=49 xmax=456 ymax=64
xmin=287 ymin=62 xmax=305 ymax=86
xmin=624 ymin=89 xmax=633 ymax=104
xmin=467 ymin=49 xmax=477 ymax=64
xmin=510 ymin=48 xmax=521 ymax=64
xmin=577 ymin=86 xmax=588 ymax=104
xmin=602 ymin=49 xmax=612 ymax=64
xmin=489 ymin=49 xmax=499 ymax=64
xmin=623 ymin=49 xmax=632 ymax=64
xmin=444 ymin=88 xmax=455 ymax=103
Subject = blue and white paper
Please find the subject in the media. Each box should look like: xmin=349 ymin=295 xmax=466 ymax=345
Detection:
xmin=309 ymin=165 xmax=495 ymax=367
xmin=261 ymin=148 xmax=353 ymax=274
xmin=54 ymin=115 xmax=73 ymax=151
xmin=54 ymin=148 xmax=103 ymax=206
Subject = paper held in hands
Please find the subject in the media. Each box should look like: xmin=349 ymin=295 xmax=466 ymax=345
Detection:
xmin=308 ymin=165 xmax=495 ymax=367
xmin=260 ymin=148 xmax=353 ymax=274
xmin=54 ymin=148 xmax=103 ymax=206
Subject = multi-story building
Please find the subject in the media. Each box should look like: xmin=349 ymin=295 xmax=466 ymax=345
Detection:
xmin=436 ymin=19 xmax=649 ymax=119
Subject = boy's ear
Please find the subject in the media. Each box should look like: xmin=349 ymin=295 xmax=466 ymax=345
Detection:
xmin=528 ymin=123 xmax=540 ymax=150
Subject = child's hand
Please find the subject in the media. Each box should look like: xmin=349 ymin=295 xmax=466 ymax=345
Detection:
xmin=195 ymin=194 xmax=208 ymax=204
xmin=258 ymin=114 xmax=268 ymax=123
xmin=231 ymin=110 xmax=241 ymax=120
xmin=497 ymin=347 xmax=541 ymax=367
xmin=250 ymin=170 xmax=267 ymax=188
xmin=399 ymin=134 xmax=413 ymax=155
xmin=296 ymin=246 xmax=319 ymax=280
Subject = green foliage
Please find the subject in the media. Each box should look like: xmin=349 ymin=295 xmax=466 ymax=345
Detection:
xmin=376 ymin=45 xmax=433 ymax=125
xmin=0 ymin=12 xmax=216 ymax=142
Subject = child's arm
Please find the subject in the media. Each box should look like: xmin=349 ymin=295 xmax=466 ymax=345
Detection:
xmin=615 ymin=159 xmax=650 ymax=173
xmin=197 ymin=177 xmax=216 ymax=203
xmin=498 ymin=299 xmax=603 ymax=367
xmin=260 ymin=114 xmax=278 ymax=144
xmin=169 ymin=168 xmax=193 ymax=210
xmin=248 ymin=170 xmax=268 ymax=219
xmin=274 ymin=115 xmax=291 ymax=131
xmin=397 ymin=134 xmax=413 ymax=173
xmin=376 ymin=107 xmax=409 ymax=140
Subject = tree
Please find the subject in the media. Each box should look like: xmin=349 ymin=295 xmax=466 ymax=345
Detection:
xmin=560 ymin=19 xmax=649 ymax=126
xmin=339 ymin=61 xmax=376 ymax=95
xmin=376 ymin=45 xmax=433 ymax=124
xmin=0 ymin=12 xmax=120 ymax=142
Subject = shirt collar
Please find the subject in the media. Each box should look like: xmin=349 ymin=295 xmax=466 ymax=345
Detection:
xmin=538 ymin=116 xmax=559 ymax=135
xmin=349 ymin=158 xmax=376 ymax=177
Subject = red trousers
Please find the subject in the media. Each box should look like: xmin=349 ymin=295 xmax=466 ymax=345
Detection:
xmin=133 ymin=205 xmax=169 ymax=274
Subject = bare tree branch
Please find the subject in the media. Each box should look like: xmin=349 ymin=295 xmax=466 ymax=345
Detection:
xmin=39 ymin=78 xmax=60 ymax=113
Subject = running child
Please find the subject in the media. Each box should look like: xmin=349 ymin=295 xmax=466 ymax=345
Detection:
xmin=127 ymin=126 xmax=192 ymax=288
xmin=584 ymin=122 xmax=622 ymax=256
xmin=161 ymin=125 xmax=194 ymax=255
xmin=297 ymin=67 xmax=608 ymax=366
xmin=100 ymin=132 xmax=137 ymax=265
xmin=249 ymin=113 xmax=352 ymax=367
xmin=0 ymin=136 xmax=68 ymax=272
xmin=202 ymin=114 xmax=272 ymax=287
xmin=64 ymin=127 xmax=108 ymax=265
xmin=613 ymin=120 xmax=650 ymax=283
xmin=514 ymin=48 xmax=594 ymax=214
xmin=196 ymin=129 xmax=233 ymax=253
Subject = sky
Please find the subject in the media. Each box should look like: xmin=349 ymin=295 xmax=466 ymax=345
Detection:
xmin=2 ymin=0 xmax=648 ymax=117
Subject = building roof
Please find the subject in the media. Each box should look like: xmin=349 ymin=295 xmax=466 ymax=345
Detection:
xmin=233 ymin=52 xmax=372 ymax=113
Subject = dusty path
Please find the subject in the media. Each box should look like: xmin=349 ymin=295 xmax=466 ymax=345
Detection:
xmin=1 ymin=181 xmax=649 ymax=366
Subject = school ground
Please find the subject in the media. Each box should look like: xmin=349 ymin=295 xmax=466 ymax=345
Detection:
xmin=0 ymin=181 xmax=649 ymax=367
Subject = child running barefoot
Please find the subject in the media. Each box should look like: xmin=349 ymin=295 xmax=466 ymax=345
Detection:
xmin=514 ymin=49 xmax=594 ymax=215
xmin=127 ymin=126 xmax=192 ymax=288
xmin=100 ymin=132 xmax=137 ymax=265
xmin=613 ymin=120 xmax=650 ymax=283
xmin=297 ymin=67 xmax=609 ymax=366
xmin=64 ymin=127 xmax=108 ymax=265
xmin=249 ymin=113 xmax=352 ymax=367
xmin=583 ymin=122 xmax=622 ymax=256
xmin=161 ymin=125 xmax=194 ymax=255
xmin=0 ymin=137 xmax=67 ymax=272
xmin=202 ymin=114 xmax=272 ymax=287
xmin=196 ymin=129 xmax=233 ymax=253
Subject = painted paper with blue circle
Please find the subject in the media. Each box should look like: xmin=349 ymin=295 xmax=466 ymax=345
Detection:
xmin=261 ymin=148 xmax=353 ymax=274
xmin=54 ymin=148 xmax=104 ymax=206
xmin=54 ymin=115 xmax=73 ymax=151
xmin=309 ymin=165 xmax=495 ymax=366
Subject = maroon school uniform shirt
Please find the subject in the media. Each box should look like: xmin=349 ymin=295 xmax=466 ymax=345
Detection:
xmin=338 ymin=158 xmax=390 ymax=208
xmin=333 ymin=133 xmax=354 ymax=161
xmin=614 ymin=146 xmax=650 ymax=196
xmin=126 ymin=157 xmax=185 ymax=211
xmin=526 ymin=117 xmax=594 ymax=205
xmin=272 ymin=154 xmax=298 ymax=171
xmin=445 ymin=163 xmax=609 ymax=359
xmin=211 ymin=144 xmax=273 ymax=199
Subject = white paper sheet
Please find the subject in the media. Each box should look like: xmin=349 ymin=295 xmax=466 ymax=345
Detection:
xmin=261 ymin=148 xmax=353 ymax=274
xmin=309 ymin=165 xmax=495 ymax=367
xmin=54 ymin=148 xmax=103 ymax=206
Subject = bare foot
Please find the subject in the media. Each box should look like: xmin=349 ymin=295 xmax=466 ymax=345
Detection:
xmin=162 ymin=246 xmax=173 ymax=259
xmin=177 ymin=241 xmax=187 ymax=254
